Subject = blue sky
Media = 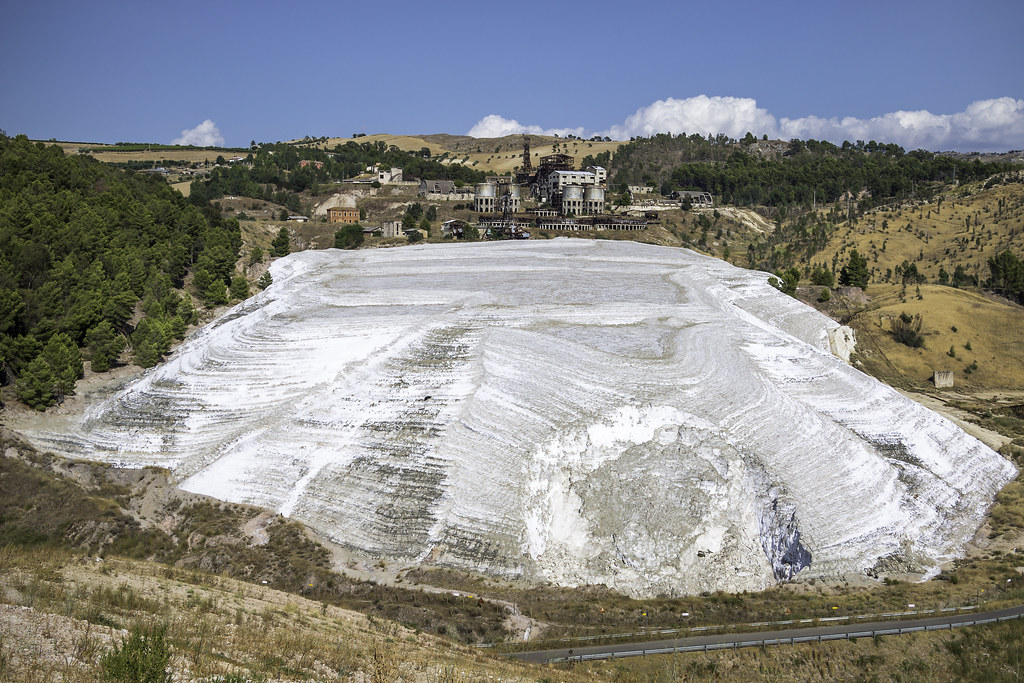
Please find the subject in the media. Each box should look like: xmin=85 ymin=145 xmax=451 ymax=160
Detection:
xmin=2 ymin=0 xmax=1022 ymax=151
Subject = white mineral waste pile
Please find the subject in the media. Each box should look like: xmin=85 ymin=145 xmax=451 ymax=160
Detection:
xmin=22 ymin=239 xmax=1016 ymax=597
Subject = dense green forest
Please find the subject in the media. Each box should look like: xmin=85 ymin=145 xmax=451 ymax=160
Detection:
xmin=188 ymin=140 xmax=489 ymax=207
xmin=0 ymin=134 xmax=241 ymax=409
xmin=610 ymin=133 xmax=1012 ymax=211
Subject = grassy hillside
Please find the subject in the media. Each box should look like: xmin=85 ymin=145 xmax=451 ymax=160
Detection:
xmin=831 ymin=283 xmax=1024 ymax=392
xmin=318 ymin=133 xmax=625 ymax=174
xmin=48 ymin=141 xmax=236 ymax=166
xmin=0 ymin=547 xmax=562 ymax=682
xmin=814 ymin=178 xmax=1024 ymax=287
xmin=758 ymin=174 xmax=1024 ymax=398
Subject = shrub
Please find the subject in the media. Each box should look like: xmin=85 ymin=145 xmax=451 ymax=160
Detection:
xmin=890 ymin=312 xmax=925 ymax=348
xmin=100 ymin=623 xmax=171 ymax=683
xmin=810 ymin=267 xmax=835 ymax=287
xmin=334 ymin=224 xmax=364 ymax=249
xmin=770 ymin=267 xmax=799 ymax=296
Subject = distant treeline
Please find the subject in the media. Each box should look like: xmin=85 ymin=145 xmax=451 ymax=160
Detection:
xmin=0 ymin=134 xmax=241 ymax=408
xmin=610 ymin=133 xmax=1013 ymax=212
xmin=188 ymin=140 xmax=488 ymax=205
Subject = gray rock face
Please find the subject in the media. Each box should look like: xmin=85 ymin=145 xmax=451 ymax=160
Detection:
xmin=20 ymin=240 xmax=1015 ymax=597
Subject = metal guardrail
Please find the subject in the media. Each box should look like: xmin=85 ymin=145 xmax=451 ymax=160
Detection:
xmin=546 ymin=612 xmax=1023 ymax=662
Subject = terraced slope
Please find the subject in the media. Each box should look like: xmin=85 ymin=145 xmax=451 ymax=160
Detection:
xmin=19 ymin=240 xmax=1015 ymax=597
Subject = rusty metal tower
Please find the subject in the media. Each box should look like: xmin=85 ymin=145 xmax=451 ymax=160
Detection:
xmin=522 ymin=135 xmax=532 ymax=174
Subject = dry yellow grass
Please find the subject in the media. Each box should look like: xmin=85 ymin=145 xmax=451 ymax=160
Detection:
xmin=815 ymin=181 xmax=1024 ymax=285
xmin=52 ymin=142 xmax=229 ymax=165
xmin=841 ymin=283 xmax=1024 ymax=391
xmin=317 ymin=133 xmax=450 ymax=156
xmin=47 ymin=132 xmax=626 ymax=176
xmin=319 ymin=133 xmax=625 ymax=174
xmin=0 ymin=546 xmax=585 ymax=682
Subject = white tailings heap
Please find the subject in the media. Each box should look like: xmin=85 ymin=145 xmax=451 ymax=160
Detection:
xmin=22 ymin=240 xmax=1015 ymax=597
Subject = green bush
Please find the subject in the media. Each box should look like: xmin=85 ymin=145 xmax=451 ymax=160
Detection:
xmin=100 ymin=623 xmax=172 ymax=683
xmin=770 ymin=267 xmax=799 ymax=296
xmin=334 ymin=224 xmax=364 ymax=249
xmin=810 ymin=267 xmax=835 ymax=287
xmin=890 ymin=312 xmax=925 ymax=348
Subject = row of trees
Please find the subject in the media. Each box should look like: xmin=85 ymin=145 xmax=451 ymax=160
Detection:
xmin=0 ymin=134 xmax=242 ymax=408
xmin=774 ymin=248 xmax=1009 ymax=297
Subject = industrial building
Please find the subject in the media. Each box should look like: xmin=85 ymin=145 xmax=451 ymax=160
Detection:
xmin=474 ymin=182 xmax=520 ymax=213
xmin=536 ymin=216 xmax=648 ymax=231
xmin=473 ymin=137 xmax=608 ymax=217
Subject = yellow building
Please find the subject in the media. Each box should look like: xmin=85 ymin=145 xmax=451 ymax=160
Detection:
xmin=327 ymin=207 xmax=359 ymax=223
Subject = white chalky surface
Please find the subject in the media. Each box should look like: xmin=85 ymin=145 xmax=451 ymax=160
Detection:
xmin=22 ymin=239 xmax=1016 ymax=597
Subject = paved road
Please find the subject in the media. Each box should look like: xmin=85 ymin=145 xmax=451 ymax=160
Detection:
xmin=512 ymin=603 xmax=1024 ymax=663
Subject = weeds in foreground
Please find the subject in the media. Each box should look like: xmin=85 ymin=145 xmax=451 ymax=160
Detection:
xmin=99 ymin=622 xmax=171 ymax=683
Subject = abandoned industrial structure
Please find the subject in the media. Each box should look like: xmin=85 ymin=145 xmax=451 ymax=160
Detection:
xmin=473 ymin=137 xmax=610 ymax=220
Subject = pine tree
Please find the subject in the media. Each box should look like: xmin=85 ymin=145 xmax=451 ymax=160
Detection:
xmin=257 ymin=272 xmax=273 ymax=290
xmin=168 ymin=315 xmax=188 ymax=341
xmin=839 ymin=250 xmax=869 ymax=289
xmin=271 ymin=227 xmax=291 ymax=257
xmin=191 ymin=268 xmax=214 ymax=299
xmin=132 ymin=339 xmax=161 ymax=368
xmin=131 ymin=318 xmax=171 ymax=368
xmin=229 ymin=274 xmax=249 ymax=300
xmin=42 ymin=333 xmax=83 ymax=399
xmin=15 ymin=355 xmax=56 ymax=409
xmin=204 ymin=279 xmax=229 ymax=306
xmin=86 ymin=321 xmax=126 ymax=373
xmin=176 ymin=295 xmax=197 ymax=325
xmin=334 ymin=224 xmax=363 ymax=249
xmin=0 ymin=288 xmax=25 ymax=336
xmin=103 ymin=272 xmax=138 ymax=332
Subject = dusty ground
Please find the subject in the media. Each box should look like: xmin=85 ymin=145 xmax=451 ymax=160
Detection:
xmin=0 ymin=547 xmax=562 ymax=682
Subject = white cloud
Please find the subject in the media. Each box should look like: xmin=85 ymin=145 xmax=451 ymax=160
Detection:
xmin=467 ymin=96 xmax=1024 ymax=152
xmin=467 ymin=114 xmax=584 ymax=139
xmin=172 ymin=119 xmax=225 ymax=146
xmin=602 ymin=96 xmax=777 ymax=141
